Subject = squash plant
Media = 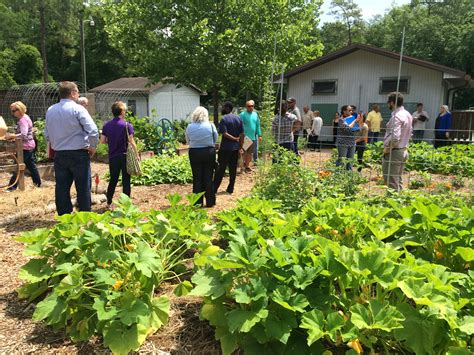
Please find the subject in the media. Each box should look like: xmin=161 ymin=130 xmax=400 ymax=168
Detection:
xmin=16 ymin=194 xmax=213 ymax=354
xmin=187 ymin=197 xmax=473 ymax=354
xmin=131 ymin=152 xmax=192 ymax=185
xmin=363 ymin=142 xmax=474 ymax=177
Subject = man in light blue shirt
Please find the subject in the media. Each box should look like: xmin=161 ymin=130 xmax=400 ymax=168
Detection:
xmin=45 ymin=81 xmax=99 ymax=215
xmin=239 ymin=100 xmax=262 ymax=172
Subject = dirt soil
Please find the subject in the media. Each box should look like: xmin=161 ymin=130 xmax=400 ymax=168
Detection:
xmin=0 ymin=149 xmax=471 ymax=354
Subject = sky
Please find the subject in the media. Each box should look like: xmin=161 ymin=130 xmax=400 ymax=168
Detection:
xmin=319 ymin=0 xmax=412 ymax=24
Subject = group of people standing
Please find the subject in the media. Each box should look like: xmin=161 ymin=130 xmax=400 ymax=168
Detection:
xmin=330 ymin=92 xmax=413 ymax=191
xmin=1 ymin=79 xmax=458 ymax=211
xmin=43 ymin=81 xmax=135 ymax=215
xmin=185 ymin=100 xmax=262 ymax=208
xmin=271 ymin=98 xmax=324 ymax=154
xmin=0 ymin=83 xmax=137 ymax=215
xmin=335 ymin=104 xmax=369 ymax=172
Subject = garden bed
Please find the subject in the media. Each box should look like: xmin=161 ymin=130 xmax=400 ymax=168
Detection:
xmin=0 ymin=150 xmax=472 ymax=354
xmin=0 ymin=159 xmax=257 ymax=353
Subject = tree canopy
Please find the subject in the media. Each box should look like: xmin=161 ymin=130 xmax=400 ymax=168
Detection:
xmin=103 ymin=0 xmax=324 ymax=120
xmin=0 ymin=0 xmax=472 ymax=108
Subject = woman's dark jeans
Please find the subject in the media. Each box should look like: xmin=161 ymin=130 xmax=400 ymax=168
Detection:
xmin=9 ymin=149 xmax=41 ymax=189
xmin=107 ymin=154 xmax=131 ymax=205
xmin=189 ymin=147 xmax=216 ymax=207
xmin=356 ymin=142 xmax=366 ymax=172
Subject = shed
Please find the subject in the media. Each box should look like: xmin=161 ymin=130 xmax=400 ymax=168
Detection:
xmin=284 ymin=44 xmax=472 ymax=142
xmin=90 ymin=77 xmax=203 ymax=121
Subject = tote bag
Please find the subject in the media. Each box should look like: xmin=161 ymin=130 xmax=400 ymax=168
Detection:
xmin=125 ymin=123 xmax=141 ymax=176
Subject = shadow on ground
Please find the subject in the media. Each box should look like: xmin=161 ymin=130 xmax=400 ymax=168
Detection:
xmin=0 ymin=290 xmax=107 ymax=354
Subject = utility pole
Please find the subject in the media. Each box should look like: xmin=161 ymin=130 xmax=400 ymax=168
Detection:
xmin=39 ymin=0 xmax=48 ymax=82
xmin=80 ymin=15 xmax=87 ymax=93
xmin=80 ymin=14 xmax=94 ymax=93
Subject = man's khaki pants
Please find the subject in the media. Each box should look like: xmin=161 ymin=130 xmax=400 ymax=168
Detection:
xmin=382 ymin=148 xmax=408 ymax=191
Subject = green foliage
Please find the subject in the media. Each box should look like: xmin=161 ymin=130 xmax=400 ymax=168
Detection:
xmin=252 ymin=148 xmax=318 ymax=211
xmin=104 ymin=0 xmax=324 ymax=115
xmin=365 ymin=2 xmax=473 ymax=76
xmin=363 ymin=142 xmax=474 ymax=177
xmin=125 ymin=116 xmax=162 ymax=152
xmin=329 ymin=0 xmax=365 ymax=46
xmin=171 ymin=119 xmax=189 ymax=145
xmin=409 ymin=171 xmax=431 ymax=190
xmin=314 ymin=167 xmax=367 ymax=199
xmin=0 ymin=49 xmax=16 ymax=89
xmin=189 ymin=195 xmax=473 ymax=354
xmin=33 ymin=119 xmax=47 ymax=162
xmin=12 ymin=44 xmax=43 ymax=84
xmin=95 ymin=143 xmax=109 ymax=157
xmin=0 ymin=44 xmax=43 ymax=88
xmin=16 ymin=194 xmax=213 ymax=354
xmin=131 ymin=153 xmax=192 ymax=186
xmin=253 ymin=148 xmax=367 ymax=211
xmin=126 ymin=115 xmax=179 ymax=153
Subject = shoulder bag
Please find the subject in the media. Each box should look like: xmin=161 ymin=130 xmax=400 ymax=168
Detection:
xmin=125 ymin=123 xmax=141 ymax=176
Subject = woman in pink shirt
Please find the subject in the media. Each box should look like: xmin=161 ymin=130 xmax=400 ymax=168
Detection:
xmin=6 ymin=101 xmax=41 ymax=190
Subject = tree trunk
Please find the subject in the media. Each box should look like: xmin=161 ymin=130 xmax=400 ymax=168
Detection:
xmin=347 ymin=22 xmax=352 ymax=45
xmin=212 ymin=87 xmax=219 ymax=127
xmin=39 ymin=0 xmax=48 ymax=82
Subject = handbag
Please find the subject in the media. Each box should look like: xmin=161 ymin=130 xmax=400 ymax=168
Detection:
xmin=211 ymin=123 xmax=219 ymax=171
xmin=125 ymin=123 xmax=141 ymax=176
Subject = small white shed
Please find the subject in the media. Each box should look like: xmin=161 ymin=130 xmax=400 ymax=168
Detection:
xmin=90 ymin=77 xmax=203 ymax=121
xmin=284 ymin=44 xmax=471 ymax=141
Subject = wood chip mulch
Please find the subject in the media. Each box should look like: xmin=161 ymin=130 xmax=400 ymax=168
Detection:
xmin=0 ymin=161 xmax=258 ymax=354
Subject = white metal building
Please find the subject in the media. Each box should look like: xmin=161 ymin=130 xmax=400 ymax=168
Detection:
xmin=284 ymin=44 xmax=470 ymax=141
xmin=90 ymin=77 xmax=203 ymax=121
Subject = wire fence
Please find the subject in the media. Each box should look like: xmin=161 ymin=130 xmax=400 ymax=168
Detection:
xmin=255 ymin=124 xmax=473 ymax=195
xmin=0 ymin=83 xmax=86 ymax=124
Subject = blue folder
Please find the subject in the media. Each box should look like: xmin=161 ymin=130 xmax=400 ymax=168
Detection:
xmin=346 ymin=114 xmax=360 ymax=132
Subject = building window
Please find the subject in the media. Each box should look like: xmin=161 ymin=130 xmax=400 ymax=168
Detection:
xmin=127 ymin=100 xmax=137 ymax=116
xmin=379 ymin=77 xmax=410 ymax=94
xmin=312 ymin=80 xmax=337 ymax=95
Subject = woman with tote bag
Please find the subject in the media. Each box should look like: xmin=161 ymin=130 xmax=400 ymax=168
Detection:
xmin=100 ymin=101 xmax=138 ymax=208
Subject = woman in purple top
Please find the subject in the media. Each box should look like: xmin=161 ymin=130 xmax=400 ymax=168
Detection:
xmin=100 ymin=101 xmax=136 ymax=207
xmin=6 ymin=101 xmax=41 ymax=190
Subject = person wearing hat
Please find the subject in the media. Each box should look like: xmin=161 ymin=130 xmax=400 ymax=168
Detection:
xmin=287 ymin=97 xmax=302 ymax=153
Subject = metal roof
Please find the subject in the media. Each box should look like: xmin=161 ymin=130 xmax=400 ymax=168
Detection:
xmin=90 ymin=77 xmax=204 ymax=94
xmin=284 ymin=44 xmax=466 ymax=78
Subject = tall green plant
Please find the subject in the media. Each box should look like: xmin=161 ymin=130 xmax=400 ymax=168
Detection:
xmin=253 ymin=148 xmax=318 ymax=211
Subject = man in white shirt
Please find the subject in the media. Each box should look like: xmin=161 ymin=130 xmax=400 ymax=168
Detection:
xmin=310 ymin=110 xmax=323 ymax=151
xmin=412 ymin=102 xmax=429 ymax=143
xmin=287 ymin=97 xmax=301 ymax=153
xmin=302 ymin=105 xmax=314 ymax=146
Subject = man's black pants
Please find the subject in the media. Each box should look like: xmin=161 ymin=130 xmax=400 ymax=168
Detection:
xmin=213 ymin=149 xmax=239 ymax=193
